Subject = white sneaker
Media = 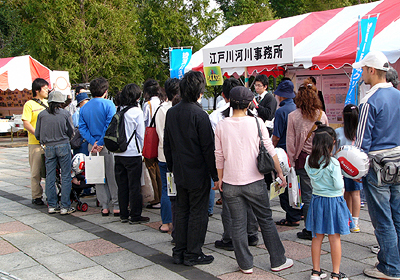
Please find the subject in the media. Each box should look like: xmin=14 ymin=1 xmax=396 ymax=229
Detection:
xmin=371 ymin=245 xmax=380 ymax=254
xmin=350 ymin=224 xmax=360 ymax=233
xmin=271 ymin=258 xmax=294 ymax=272
xmin=60 ymin=207 xmax=76 ymax=215
xmin=48 ymin=207 xmax=60 ymax=214
xmin=240 ymin=267 xmax=253 ymax=274
xmin=364 ymin=267 xmax=400 ymax=280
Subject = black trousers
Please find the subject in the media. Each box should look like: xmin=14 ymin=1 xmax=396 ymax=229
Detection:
xmin=172 ymin=179 xmax=210 ymax=260
xmin=278 ymin=185 xmax=302 ymax=222
xmin=114 ymin=156 xmax=142 ymax=220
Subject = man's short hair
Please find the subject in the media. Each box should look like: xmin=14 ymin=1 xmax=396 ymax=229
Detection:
xmin=223 ymin=77 xmax=241 ymax=100
xmin=75 ymin=86 xmax=84 ymax=95
xmin=254 ymin=74 xmax=269 ymax=87
xmin=32 ymin=78 xmax=49 ymax=97
xmin=90 ymin=77 xmax=109 ymax=97
xmin=180 ymin=71 xmax=205 ymax=102
xmin=375 ymin=68 xmax=387 ymax=80
xmin=164 ymin=78 xmax=180 ymax=101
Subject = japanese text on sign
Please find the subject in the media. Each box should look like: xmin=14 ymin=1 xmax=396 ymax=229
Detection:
xmin=203 ymin=38 xmax=294 ymax=68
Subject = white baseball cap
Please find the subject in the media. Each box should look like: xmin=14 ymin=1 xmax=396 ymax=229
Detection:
xmin=352 ymin=50 xmax=389 ymax=71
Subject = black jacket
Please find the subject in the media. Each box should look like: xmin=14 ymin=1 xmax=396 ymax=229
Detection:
xmin=164 ymin=101 xmax=218 ymax=189
xmin=256 ymin=92 xmax=277 ymax=122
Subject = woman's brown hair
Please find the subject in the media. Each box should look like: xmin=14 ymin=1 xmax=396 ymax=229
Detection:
xmin=295 ymin=78 xmax=322 ymax=120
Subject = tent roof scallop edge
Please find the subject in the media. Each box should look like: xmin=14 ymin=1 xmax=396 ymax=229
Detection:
xmin=187 ymin=0 xmax=400 ymax=76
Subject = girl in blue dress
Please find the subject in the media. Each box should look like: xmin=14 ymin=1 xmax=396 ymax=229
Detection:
xmin=335 ymin=104 xmax=363 ymax=233
xmin=305 ymin=123 xmax=354 ymax=280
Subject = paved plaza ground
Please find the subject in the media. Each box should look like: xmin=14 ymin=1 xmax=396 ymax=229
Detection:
xmin=0 ymin=145 xmax=379 ymax=279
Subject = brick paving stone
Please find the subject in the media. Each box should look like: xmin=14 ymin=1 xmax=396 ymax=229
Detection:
xmin=0 ymin=221 xmax=31 ymax=235
xmin=36 ymin=251 xmax=97 ymax=274
xmin=0 ymin=251 xmax=38 ymax=272
xmin=91 ymin=250 xmax=154 ymax=273
xmin=118 ymin=264 xmax=187 ymax=280
xmin=48 ymin=229 xmax=99 ymax=245
xmin=10 ymin=264 xmax=60 ymax=280
xmin=68 ymin=238 xmax=124 ymax=257
xmin=0 ymin=239 xmax=19 ymax=255
xmin=218 ymin=267 xmax=286 ymax=280
xmin=71 ymin=205 xmax=100 ymax=217
xmin=58 ymin=265 xmax=124 ymax=280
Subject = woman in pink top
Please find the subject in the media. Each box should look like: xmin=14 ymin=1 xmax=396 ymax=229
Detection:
xmin=215 ymin=86 xmax=293 ymax=274
xmin=286 ymin=78 xmax=328 ymax=241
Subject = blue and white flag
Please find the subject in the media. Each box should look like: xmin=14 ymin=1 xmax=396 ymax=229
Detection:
xmin=170 ymin=48 xmax=192 ymax=79
xmin=345 ymin=15 xmax=378 ymax=105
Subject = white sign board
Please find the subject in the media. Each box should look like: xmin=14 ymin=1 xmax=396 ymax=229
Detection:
xmin=322 ymin=75 xmax=349 ymax=124
xmin=50 ymin=71 xmax=71 ymax=95
xmin=203 ymin=37 xmax=294 ymax=68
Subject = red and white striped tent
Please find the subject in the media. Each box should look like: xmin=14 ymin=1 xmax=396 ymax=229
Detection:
xmin=0 ymin=55 xmax=52 ymax=91
xmin=187 ymin=0 xmax=400 ymax=77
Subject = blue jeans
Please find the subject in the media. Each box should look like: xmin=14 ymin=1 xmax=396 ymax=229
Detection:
xmin=45 ymin=143 xmax=72 ymax=209
xmin=159 ymin=162 xmax=172 ymax=224
xmin=363 ymin=169 xmax=400 ymax=277
xmin=209 ymin=178 xmax=215 ymax=215
xmin=223 ymin=179 xmax=286 ymax=270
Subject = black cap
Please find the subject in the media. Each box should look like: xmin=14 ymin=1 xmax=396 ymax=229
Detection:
xmin=229 ymin=86 xmax=254 ymax=103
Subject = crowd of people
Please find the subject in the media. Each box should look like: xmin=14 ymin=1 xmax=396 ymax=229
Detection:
xmin=20 ymin=50 xmax=400 ymax=280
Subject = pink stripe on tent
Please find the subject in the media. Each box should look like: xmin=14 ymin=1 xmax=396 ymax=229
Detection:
xmin=227 ymin=20 xmax=279 ymax=46
xmin=0 ymin=71 xmax=9 ymax=91
xmin=0 ymin=57 xmax=13 ymax=69
xmin=279 ymin=8 xmax=344 ymax=46
xmin=313 ymin=0 xmax=399 ymax=69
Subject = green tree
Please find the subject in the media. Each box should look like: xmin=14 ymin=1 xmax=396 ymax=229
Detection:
xmin=135 ymin=0 xmax=222 ymax=82
xmin=8 ymin=0 xmax=142 ymax=92
xmin=0 ymin=1 xmax=26 ymax=57
xmin=216 ymin=0 xmax=275 ymax=28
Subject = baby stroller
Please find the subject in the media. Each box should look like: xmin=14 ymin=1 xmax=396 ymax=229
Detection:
xmin=55 ymin=153 xmax=93 ymax=212
xmin=70 ymin=153 xmax=95 ymax=211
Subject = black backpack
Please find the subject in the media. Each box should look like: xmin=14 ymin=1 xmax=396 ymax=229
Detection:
xmin=104 ymin=106 xmax=139 ymax=153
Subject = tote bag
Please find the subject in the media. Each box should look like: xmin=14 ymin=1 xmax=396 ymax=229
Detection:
xmin=287 ymin=167 xmax=303 ymax=209
xmin=85 ymin=152 xmax=105 ymax=184
xmin=141 ymin=161 xmax=154 ymax=203
xmin=142 ymin=104 xmax=162 ymax=159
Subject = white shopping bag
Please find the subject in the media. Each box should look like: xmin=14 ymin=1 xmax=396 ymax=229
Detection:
xmin=85 ymin=152 xmax=105 ymax=184
xmin=166 ymin=172 xmax=177 ymax=196
xmin=141 ymin=161 xmax=154 ymax=203
xmin=287 ymin=167 xmax=303 ymax=209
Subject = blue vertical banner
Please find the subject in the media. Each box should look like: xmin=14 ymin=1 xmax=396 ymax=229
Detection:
xmin=345 ymin=15 xmax=378 ymax=105
xmin=169 ymin=48 xmax=192 ymax=79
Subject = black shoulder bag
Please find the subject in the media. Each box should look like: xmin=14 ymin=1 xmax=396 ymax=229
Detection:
xmin=255 ymin=116 xmax=275 ymax=174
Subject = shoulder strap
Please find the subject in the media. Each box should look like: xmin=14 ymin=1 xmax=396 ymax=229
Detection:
xmin=305 ymin=110 xmax=323 ymax=142
xmin=254 ymin=116 xmax=264 ymax=148
xmin=121 ymin=105 xmax=140 ymax=152
xmin=148 ymin=101 xmax=152 ymax=117
xmin=149 ymin=105 xmax=162 ymax=127
xmin=32 ymin=98 xmax=49 ymax=109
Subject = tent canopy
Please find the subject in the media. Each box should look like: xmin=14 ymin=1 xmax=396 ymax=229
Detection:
xmin=187 ymin=0 xmax=400 ymax=76
xmin=0 ymin=55 xmax=51 ymax=91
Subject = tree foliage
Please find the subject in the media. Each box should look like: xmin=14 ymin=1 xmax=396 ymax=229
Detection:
xmin=135 ymin=0 xmax=222 ymax=82
xmin=216 ymin=0 xmax=275 ymax=28
xmin=6 ymin=0 xmax=142 ymax=90
xmin=0 ymin=1 xmax=26 ymax=57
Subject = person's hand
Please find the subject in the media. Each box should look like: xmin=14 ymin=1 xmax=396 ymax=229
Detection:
xmin=217 ymin=180 xmax=223 ymax=192
xmin=277 ymin=172 xmax=287 ymax=187
xmin=72 ymin=177 xmax=80 ymax=185
xmin=212 ymin=180 xmax=219 ymax=190
xmin=354 ymin=178 xmax=362 ymax=183
xmin=91 ymin=141 xmax=103 ymax=153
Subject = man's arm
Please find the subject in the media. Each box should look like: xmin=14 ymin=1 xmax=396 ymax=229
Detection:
xmin=23 ymin=120 xmax=35 ymax=135
xmin=163 ymin=111 xmax=173 ymax=172
xmin=97 ymin=103 xmax=116 ymax=146
xmin=355 ymin=102 xmax=374 ymax=153
xmin=78 ymin=107 xmax=96 ymax=146
xmin=198 ymin=113 xmax=219 ymax=182
xmin=256 ymin=94 xmax=277 ymax=121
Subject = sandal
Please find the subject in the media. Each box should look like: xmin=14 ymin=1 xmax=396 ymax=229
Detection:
xmin=275 ymin=219 xmax=300 ymax=227
xmin=159 ymin=225 xmax=169 ymax=233
xmin=311 ymin=269 xmax=327 ymax=280
xmin=330 ymin=272 xmax=348 ymax=280
xmin=101 ymin=209 xmax=109 ymax=216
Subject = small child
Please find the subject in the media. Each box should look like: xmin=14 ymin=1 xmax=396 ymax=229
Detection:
xmin=335 ymin=104 xmax=363 ymax=232
xmin=305 ymin=123 xmax=353 ymax=280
